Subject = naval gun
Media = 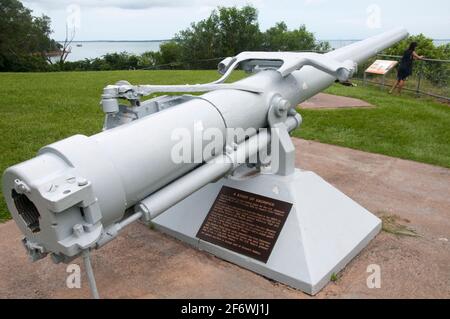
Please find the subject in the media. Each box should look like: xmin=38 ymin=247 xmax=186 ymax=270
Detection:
xmin=2 ymin=28 xmax=408 ymax=298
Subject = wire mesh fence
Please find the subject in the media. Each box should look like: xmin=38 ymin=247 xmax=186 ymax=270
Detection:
xmin=355 ymin=54 xmax=450 ymax=101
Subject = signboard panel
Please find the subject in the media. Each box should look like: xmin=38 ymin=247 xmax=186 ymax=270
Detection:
xmin=365 ymin=60 xmax=398 ymax=75
xmin=197 ymin=186 xmax=292 ymax=263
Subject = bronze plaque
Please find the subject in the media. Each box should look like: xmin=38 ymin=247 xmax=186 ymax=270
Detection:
xmin=196 ymin=186 xmax=293 ymax=263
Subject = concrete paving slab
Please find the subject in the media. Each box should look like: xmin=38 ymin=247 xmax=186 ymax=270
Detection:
xmin=299 ymin=93 xmax=373 ymax=109
xmin=0 ymin=138 xmax=448 ymax=299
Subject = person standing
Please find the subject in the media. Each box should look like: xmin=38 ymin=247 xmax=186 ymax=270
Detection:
xmin=389 ymin=42 xmax=425 ymax=94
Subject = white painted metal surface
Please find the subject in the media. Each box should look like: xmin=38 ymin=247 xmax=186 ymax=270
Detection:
xmin=2 ymin=28 xmax=407 ymax=293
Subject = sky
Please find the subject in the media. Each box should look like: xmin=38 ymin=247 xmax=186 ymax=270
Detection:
xmin=22 ymin=0 xmax=450 ymax=41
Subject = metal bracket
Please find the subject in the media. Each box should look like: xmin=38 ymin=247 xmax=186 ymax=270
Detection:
xmin=22 ymin=238 xmax=47 ymax=262
xmin=215 ymin=52 xmax=357 ymax=84
xmin=267 ymin=94 xmax=291 ymax=127
xmin=266 ymin=97 xmax=302 ymax=177
xmin=101 ymin=81 xmax=263 ymax=115
xmin=102 ymin=95 xmax=198 ymax=130
xmin=270 ymin=122 xmax=296 ymax=176
xmin=102 ymin=82 xmax=263 ymax=108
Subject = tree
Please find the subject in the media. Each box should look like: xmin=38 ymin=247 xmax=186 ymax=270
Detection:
xmin=102 ymin=52 xmax=139 ymax=70
xmin=138 ymin=51 xmax=162 ymax=69
xmin=0 ymin=0 xmax=60 ymax=71
xmin=174 ymin=5 xmax=262 ymax=69
xmin=385 ymin=34 xmax=450 ymax=60
xmin=58 ymin=23 xmax=75 ymax=65
xmin=262 ymin=22 xmax=330 ymax=52
xmin=159 ymin=41 xmax=183 ymax=67
xmin=168 ymin=6 xmax=329 ymax=69
xmin=216 ymin=6 xmax=262 ymax=55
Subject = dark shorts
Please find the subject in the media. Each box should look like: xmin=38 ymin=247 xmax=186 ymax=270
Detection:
xmin=397 ymin=66 xmax=412 ymax=81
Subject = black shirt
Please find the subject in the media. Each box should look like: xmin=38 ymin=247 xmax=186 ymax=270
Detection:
xmin=400 ymin=49 xmax=414 ymax=70
xmin=398 ymin=49 xmax=414 ymax=78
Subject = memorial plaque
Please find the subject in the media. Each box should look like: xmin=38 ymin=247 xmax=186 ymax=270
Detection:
xmin=196 ymin=186 xmax=293 ymax=263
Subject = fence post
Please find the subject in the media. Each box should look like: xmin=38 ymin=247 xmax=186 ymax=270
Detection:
xmin=416 ymin=61 xmax=423 ymax=98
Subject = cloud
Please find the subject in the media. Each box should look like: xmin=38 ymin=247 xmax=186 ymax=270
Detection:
xmin=23 ymin=0 xmax=190 ymax=10
xmin=335 ymin=18 xmax=366 ymax=27
xmin=304 ymin=0 xmax=326 ymax=5
xmin=23 ymin=0 xmax=260 ymax=10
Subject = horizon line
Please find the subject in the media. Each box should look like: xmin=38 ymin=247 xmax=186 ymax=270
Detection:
xmin=60 ymin=38 xmax=450 ymax=42
xmin=58 ymin=39 xmax=173 ymax=43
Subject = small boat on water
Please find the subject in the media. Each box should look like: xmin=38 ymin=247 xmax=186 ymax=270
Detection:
xmin=76 ymin=43 xmax=83 ymax=47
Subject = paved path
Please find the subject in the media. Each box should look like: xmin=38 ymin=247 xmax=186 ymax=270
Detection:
xmin=299 ymin=93 xmax=373 ymax=109
xmin=0 ymin=139 xmax=448 ymax=299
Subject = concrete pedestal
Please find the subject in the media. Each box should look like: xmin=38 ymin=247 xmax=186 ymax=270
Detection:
xmin=152 ymin=168 xmax=381 ymax=295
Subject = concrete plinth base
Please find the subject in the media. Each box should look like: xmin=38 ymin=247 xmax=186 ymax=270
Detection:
xmin=152 ymin=168 xmax=381 ymax=295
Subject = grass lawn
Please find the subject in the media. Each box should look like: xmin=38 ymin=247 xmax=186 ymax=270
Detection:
xmin=294 ymin=82 xmax=450 ymax=169
xmin=0 ymin=70 xmax=449 ymax=221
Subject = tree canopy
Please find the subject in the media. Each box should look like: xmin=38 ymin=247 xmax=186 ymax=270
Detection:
xmin=0 ymin=0 xmax=61 ymax=71
xmin=149 ymin=6 xmax=329 ymax=69
xmin=385 ymin=34 xmax=450 ymax=60
xmin=262 ymin=22 xmax=330 ymax=52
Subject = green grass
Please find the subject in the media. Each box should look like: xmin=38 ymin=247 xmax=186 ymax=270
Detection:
xmin=380 ymin=214 xmax=419 ymax=237
xmin=330 ymin=272 xmax=340 ymax=282
xmin=293 ymin=83 xmax=450 ymax=169
xmin=0 ymin=70 xmax=245 ymax=222
xmin=0 ymin=70 xmax=449 ymax=222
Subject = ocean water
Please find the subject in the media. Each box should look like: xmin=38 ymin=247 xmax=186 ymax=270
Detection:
xmin=63 ymin=41 xmax=164 ymax=62
xmin=62 ymin=39 xmax=450 ymax=62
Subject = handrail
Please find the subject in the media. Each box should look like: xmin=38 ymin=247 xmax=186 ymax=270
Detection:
xmin=377 ymin=54 xmax=450 ymax=63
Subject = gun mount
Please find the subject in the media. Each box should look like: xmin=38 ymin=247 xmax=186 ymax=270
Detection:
xmin=3 ymin=28 xmax=408 ymax=298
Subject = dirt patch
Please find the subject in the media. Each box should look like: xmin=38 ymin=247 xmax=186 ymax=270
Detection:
xmin=0 ymin=138 xmax=448 ymax=299
xmin=299 ymin=93 xmax=373 ymax=109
